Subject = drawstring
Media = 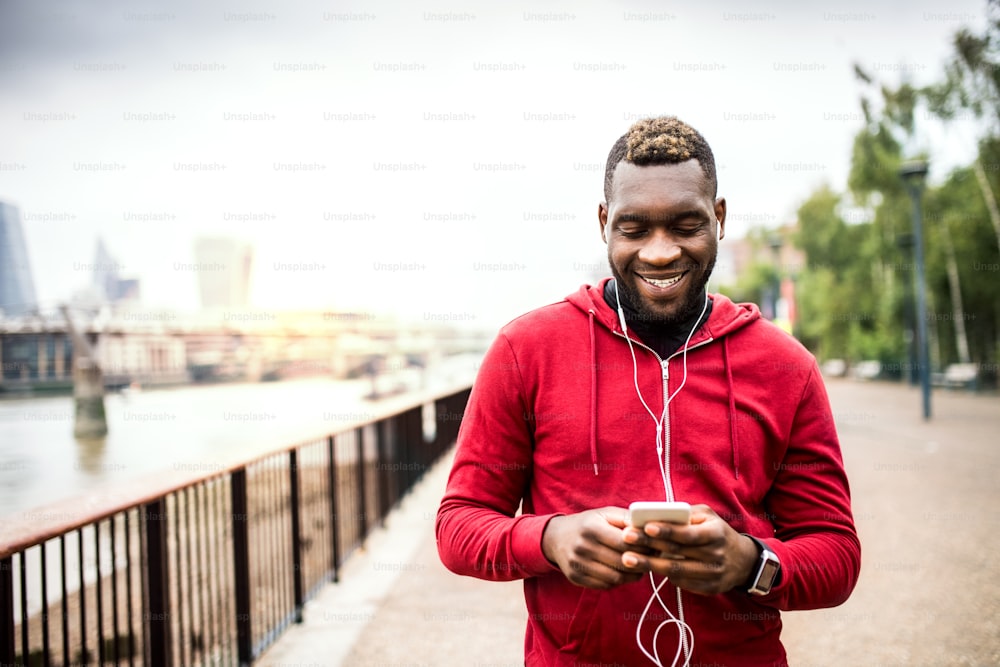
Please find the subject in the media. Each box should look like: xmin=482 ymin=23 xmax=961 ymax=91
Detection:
xmin=722 ymin=337 xmax=739 ymax=479
xmin=589 ymin=310 xmax=599 ymax=475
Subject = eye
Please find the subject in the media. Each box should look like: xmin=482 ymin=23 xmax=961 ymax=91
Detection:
xmin=618 ymin=228 xmax=647 ymax=239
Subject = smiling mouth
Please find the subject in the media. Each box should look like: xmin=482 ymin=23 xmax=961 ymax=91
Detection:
xmin=640 ymin=273 xmax=685 ymax=289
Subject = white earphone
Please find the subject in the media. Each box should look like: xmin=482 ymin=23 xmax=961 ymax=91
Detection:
xmin=614 ymin=279 xmax=702 ymax=667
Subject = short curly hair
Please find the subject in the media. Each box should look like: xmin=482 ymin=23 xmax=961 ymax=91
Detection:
xmin=604 ymin=116 xmax=717 ymax=201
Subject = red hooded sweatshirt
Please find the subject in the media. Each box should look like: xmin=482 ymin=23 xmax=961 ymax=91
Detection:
xmin=436 ymin=281 xmax=860 ymax=666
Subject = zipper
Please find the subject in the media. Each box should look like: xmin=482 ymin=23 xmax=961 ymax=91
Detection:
xmin=612 ymin=329 xmax=715 ymax=502
xmin=661 ymin=337 xmax=713 ymax=501
xmin=661 ymin=359 xmax=673 ymax=500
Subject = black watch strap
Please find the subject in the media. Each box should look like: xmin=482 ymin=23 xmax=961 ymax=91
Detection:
xmin=743 ymin=533 xmax=769 ymax=556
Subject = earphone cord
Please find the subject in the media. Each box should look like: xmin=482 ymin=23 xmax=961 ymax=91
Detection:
xmin=615 ymin=282 xmax=710 ymax=498
xmin=636 ymin=572 xmax=695 ymax=667
xmin=615 ymin=280 xmax=707 ymax=667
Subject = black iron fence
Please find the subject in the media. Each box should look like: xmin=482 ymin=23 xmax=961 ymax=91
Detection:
xmin=0 ymin=385 xmax=471 ymax=666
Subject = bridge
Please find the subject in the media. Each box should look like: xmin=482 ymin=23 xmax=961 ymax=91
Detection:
xmin=0 ymin=309 xmax=491 ymax=393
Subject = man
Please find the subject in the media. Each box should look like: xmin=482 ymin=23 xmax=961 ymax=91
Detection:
xmin=436 ymin=116 xmax=860 ymax=666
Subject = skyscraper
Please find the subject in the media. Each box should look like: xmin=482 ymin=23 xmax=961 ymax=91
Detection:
xmin=0 ymin=201 xmax=38 ymax=317
xmin=193 ymin=237 xmax=253 ymax=309
xmin=92 ymin=238 xmax=141 ymax=303
xmin=92 ymin=238 xmax=120 ymax=301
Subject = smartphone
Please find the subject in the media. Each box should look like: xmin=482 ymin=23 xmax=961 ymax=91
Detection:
xmin=627 ymin=501 xmax=692 ymax=527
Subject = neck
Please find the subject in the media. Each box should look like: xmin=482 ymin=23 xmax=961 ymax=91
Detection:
xmin=603 ymin=279 xmax=712 ymax=359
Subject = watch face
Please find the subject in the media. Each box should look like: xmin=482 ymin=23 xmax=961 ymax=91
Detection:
xmin=757 ymin=559 xmax=780 ymax=592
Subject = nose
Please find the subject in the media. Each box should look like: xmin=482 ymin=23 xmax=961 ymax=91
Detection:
xmin=636 ymin=229 xmax=682 ymax=267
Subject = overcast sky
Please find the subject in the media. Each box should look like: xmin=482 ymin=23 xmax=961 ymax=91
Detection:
xmin=0 ymin=0 xmax=989 ymax=330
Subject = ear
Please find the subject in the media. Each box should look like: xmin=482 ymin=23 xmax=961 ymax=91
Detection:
xmin=598 ymin=202 xmax=609 ymax=243
xmin=714 ymin=197 xmax=727 ymax=241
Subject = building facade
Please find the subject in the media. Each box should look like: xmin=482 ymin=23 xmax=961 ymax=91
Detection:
xmin=0 ymin=202 xmax=38 ymax=317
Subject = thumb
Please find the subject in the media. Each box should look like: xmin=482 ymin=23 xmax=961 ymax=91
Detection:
xmin=598 ymin=506 xmax=630 ymax=528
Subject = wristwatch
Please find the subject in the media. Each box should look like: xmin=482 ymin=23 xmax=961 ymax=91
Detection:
xmin=742 ymin=534 xmax=780 ymax=596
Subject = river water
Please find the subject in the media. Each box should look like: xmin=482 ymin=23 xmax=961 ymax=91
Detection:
xmin=0 ymin=357 xmax=477 ymax=521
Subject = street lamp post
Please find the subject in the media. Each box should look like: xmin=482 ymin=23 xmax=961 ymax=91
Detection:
xmin=768 ymin=235 xmax=783 ymax=322
xmin=899 ymin=160 xmax=931 ymax=420
xmin=896 ymin=232 xmax=918 ymax=386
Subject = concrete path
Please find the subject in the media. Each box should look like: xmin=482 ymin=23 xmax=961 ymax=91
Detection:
xmin=259 ymin=378 xmax=1000 ymax=666
xmin=780 ymin=379 xmax=1000 ymax=666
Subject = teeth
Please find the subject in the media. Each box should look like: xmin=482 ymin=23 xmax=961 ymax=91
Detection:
xmin=643 ymin=275 xmax=682 ymax=288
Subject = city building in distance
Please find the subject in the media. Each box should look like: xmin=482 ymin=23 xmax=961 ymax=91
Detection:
xmin=0 ymin=201 xmax=38 ymax=318
xmin=193 ymin=237 xmax=253 ymax=310
xmin=92 ymin=238 xmax=140 ymax=304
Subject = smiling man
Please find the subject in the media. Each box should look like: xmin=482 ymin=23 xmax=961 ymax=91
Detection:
xmin=437 ymin=116 xmax=860 ymax=666
xmin=602 ymin=121 xmax=723 ymax=330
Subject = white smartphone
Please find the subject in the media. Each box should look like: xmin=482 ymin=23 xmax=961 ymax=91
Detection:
xmin=627 ymin=501 xmax=692 ymax=527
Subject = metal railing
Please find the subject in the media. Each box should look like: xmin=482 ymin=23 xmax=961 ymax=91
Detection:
xmin=0 ymin=384 xmax=471 ymax=666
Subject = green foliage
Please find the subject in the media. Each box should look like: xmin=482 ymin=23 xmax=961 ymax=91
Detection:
xmin=793 ymin=265 xmax=839 ymax=359
xmin=791 ymin=185 xmax=907 ymax=365
xmin=791 ymin=4 xmax=999 ymax=380
xmin=923 ymin=3 xmax=1000 ymax=131
xmin=923 ymin=164 xmax=1000 ymax=365
xmin=847 ymin=124 xmax=905 ymax=202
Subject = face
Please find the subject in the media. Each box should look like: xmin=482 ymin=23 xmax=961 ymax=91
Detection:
xmin=599 ymin=160 xmax=726 ymax=325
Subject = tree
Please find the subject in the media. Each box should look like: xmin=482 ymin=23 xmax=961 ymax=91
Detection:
xmin=788 ymin=5 xmax=999 ymax=381
xmin=791 ymin=185 xmax=901 ymax=366
xmin=923 ymin=0 xmax=1000 ymax=254
xmin=841 ymin=6 xmax=1000 ymax=374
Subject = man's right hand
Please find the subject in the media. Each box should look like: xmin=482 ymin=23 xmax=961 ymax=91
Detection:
xmin=541 ymin=506 xmax=651 ymax=589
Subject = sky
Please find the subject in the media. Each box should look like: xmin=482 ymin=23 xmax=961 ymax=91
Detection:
xmin=0 ymin=0 xmax=990 ymax=331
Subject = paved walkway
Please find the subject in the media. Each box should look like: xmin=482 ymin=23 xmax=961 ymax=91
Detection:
xmin=259 ymin=378 xmax=1000 ymax=666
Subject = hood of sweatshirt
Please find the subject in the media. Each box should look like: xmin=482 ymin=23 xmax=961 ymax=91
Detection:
xmin=564 ymin=277 xmax=762 ymax=480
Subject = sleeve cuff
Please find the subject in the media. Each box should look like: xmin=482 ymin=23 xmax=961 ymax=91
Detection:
xmin=511 ymin=513 xmax=563 ymax=577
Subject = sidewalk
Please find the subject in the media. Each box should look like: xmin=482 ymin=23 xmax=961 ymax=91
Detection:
xmin=260 ymin=379 xmax=1000 ymax=666
xmin=780 ymin=379 xmax=1000 ymax=666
